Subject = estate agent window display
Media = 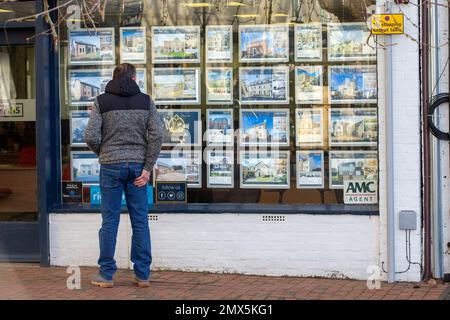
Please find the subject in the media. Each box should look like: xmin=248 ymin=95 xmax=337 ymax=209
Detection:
xmin=58 ymin=0 xmax=379 ymax=209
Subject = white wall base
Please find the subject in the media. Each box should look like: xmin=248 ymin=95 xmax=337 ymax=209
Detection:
xmin=49 ymin=213 xmax=130 ymax=269
xmin=50 ymin=213 xmax=384 ymax=281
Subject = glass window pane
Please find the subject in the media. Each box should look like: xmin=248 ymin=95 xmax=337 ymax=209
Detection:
xmin=58 ymin=0 xmax=378 ymax=209
xmin=0 ymin=45 xmax=37 ymax=221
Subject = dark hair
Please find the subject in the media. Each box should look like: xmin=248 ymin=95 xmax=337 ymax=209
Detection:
xmin=113 ymin=63 xmax=136 ymax=80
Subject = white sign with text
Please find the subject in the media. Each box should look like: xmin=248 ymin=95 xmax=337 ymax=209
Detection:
xmin=0 ymin=99 xmax=36 ymax=122
xmin=343 ymin=178 xmax=378 ymax=204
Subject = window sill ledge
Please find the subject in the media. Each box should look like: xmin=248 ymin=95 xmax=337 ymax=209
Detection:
xmin=50 ymin=203 xmax=379 ymax=215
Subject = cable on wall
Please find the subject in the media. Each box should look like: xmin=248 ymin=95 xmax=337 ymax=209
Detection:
xmin=381 ymin=230 xmax=423 ymax=275
xmin=428 ymin=93 xmax=450 ymax=141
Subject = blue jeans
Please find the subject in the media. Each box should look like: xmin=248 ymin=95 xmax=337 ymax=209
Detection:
xmin=98 ymin=162 xmax=151 ymax=281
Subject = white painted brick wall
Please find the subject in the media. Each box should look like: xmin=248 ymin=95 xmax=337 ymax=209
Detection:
xmin=50 ymin=213 xmax=380 ymax=280
xmin=391 ymin=1 xmax=423 ymax=282
xmin=49 ymin=214 xmax=131 ymax=268
xmin=376 ymin=0 xmax=422 ymax=282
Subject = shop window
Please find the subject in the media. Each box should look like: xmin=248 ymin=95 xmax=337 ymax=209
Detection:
xmin=0 ymin=45 xmax=36 ymax=220
xmin=59 ymin=0 xmax=379 ymax=211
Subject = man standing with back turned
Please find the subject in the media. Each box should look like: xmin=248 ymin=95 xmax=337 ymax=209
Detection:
xmin=84 ymin=63 xmax=163 ymax=288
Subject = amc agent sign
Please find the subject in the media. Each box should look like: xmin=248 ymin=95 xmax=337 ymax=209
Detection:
xmin=343 ymin=178 xmax=378 ymax=204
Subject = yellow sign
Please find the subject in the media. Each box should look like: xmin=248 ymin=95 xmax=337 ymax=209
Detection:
xmin=371 ymin=14 xmax=404 ymax=35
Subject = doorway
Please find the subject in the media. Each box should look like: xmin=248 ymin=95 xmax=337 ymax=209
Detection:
xmin=0 ymin=26 xmax=38 ymax=261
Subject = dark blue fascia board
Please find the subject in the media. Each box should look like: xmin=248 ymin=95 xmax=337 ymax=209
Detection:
xmin=36 ymin=0 xmax=61 ymax=267
xmin=50 ymin=204 xmax=379 ymax=216
xmin=0 ymin=26 xmax=35 ymax=46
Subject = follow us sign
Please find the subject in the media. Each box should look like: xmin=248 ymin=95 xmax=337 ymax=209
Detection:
xmin=156 ymin=182 xmax=187 ymax=204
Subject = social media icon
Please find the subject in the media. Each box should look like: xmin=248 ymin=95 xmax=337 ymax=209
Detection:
xmin=176 ymin=191 xmax=184 ymax=200
xmin=158 ymin=191 xmax=166 ymax=200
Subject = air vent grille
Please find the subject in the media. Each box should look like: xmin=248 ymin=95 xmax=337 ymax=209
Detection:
xmin=148 ymin=215 xmax=158 ymax=221
xmin=262 ymin=215 xmax=285 ymax=222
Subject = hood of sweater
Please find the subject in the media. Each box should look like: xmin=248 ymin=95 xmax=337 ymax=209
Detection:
xmin=104 ymin=76 xmax=141 ymax=97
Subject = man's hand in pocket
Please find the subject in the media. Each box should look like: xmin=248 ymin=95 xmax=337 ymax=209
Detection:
xmin=134 ymin=169 xmax=150 ymax=188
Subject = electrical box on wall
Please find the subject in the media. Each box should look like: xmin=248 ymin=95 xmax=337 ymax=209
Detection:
xmin=399 ymin=210 xmax=417 ymax=230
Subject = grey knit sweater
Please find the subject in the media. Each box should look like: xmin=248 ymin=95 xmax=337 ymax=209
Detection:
xmin=84 ymin=77 xmax=163 ymax=172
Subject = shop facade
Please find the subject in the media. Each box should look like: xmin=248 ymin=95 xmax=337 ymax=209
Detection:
xmin=0 ymin=0 xmax=449 ymax=282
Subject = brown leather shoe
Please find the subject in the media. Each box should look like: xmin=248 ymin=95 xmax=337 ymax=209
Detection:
xmin=134 ymin=276 xmax=150 ymax=288
xmin=91 ymin=274 xmax=114 ymax=288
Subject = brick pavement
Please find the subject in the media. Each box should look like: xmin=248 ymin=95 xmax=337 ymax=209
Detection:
xmin=0 ymin=263 xmax=449 ymax=300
